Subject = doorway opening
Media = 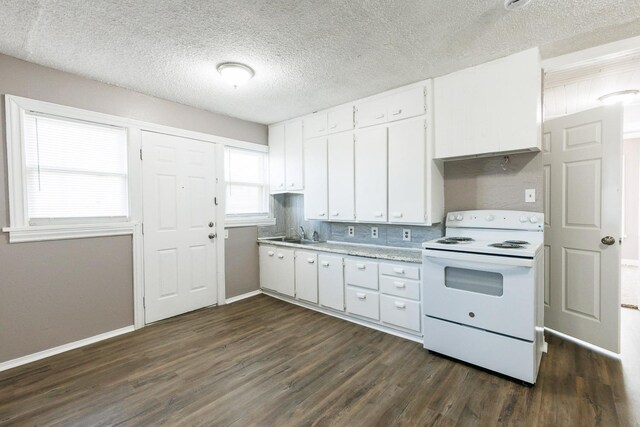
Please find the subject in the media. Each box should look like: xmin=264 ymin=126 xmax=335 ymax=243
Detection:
xmin=622 ymin=124 xmax=640 ymax=309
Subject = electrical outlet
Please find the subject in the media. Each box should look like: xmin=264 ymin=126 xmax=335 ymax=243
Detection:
xmin=348 ymin=226 xmax=355 ymax=237
xmin=371 ymin=226 xmax=379 ymax=239
xmin=525 ymin=189 xmax=536 ymax=203
xmin=403 ymin=228 xmax=411 ymax=241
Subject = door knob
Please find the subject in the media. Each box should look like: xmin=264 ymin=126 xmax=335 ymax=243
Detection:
xmin=601 ymin=236 xmax=616 ymax=246
xmin=208 ymin=233 xmax=217 ymax=239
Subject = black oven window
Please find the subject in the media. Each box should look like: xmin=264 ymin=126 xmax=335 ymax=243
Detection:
xmin=444 ymin=267 xmax=504 ymax=297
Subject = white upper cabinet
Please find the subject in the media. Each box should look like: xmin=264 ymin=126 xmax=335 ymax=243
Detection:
xmin=328 ymin=132 xmax=355 ymax=221
xmin=356 ymin=85 xmax=425 ymax=128
xmin=268 ymin=119 xmax=304 ymax=193
xmin=303 ymin=112 xmax=328 ymax=139
xmin=355 ymin=127 xmax=387 ymax=222
xmin=268 ymin=124 xmax=286 ymax=192
xmin=434 ymin=48 xmax=542 ymax=160
xmin=388 ymin=119 xmax=426 ymax=223
xmin=284 ymin=120 xmax=304 ymax=190
xmin=327 ymin=106 xmax=354 ymax=134
xmin=304 ymin=137 xmax=328 ymax=220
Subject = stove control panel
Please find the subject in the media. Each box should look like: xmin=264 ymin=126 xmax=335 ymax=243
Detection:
xmin=446 ymin=210 xmax=544 ymax=231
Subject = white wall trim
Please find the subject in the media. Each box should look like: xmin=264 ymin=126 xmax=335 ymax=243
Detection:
xmin=0 ymin=326 xmax=135 ymax=372
xmin=225 ymin=289 xmax=262 ymax=304
xmin=225 ymin=217 xmax=276 ymax=228
xmin=544 ymin=327 xmax=621 ymax=359
xmin=542 ymin=35 xmax=640 ymax=72
xmin=622 ymin=258 xmax=639 ymax=267
xmin=2 ymin=222 xmax=135 ymax=243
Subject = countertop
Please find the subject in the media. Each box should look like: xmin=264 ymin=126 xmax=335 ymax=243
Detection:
xmin=257 ymin=238 xmax=422 ymax=264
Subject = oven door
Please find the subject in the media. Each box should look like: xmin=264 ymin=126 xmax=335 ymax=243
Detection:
xmin=422 ymin=250 xmax=535 ymax=341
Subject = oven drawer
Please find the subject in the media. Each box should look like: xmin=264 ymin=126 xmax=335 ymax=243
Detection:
xmin=380 ymin=295 xmax=421 ymax=332
xmin=345 ymin=259 xmax=378 ymax=290
xmin=346 ymin=286 xmax=380 ymax=320
xmin=379 ymin=262 xmax=420 ymax=280
xmin=380 ymin=276 xmax=420 ymax=300
xmin=424 ymin=316 xmax=538 ymax=384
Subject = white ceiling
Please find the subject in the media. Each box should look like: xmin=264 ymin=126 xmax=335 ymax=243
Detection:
xmin=1 ymin=1 xmax=640 ymax=124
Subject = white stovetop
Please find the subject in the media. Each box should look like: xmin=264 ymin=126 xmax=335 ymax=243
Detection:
xmin=422 ymin=237 xmax=542 ymax=258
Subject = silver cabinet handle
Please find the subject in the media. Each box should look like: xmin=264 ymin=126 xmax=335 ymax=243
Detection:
xmin=393 ymin=267 xmax=405 ymax=274
xmin=289 ymin=183 xmax=295 ymax=187
xmin=394 ymin=301 xmax=406 ymax=309
xmin=374 ymin=212 xmax=383 ymax=218
xmin=392 ymin=109 xmax=402 ymax=116
xmin=277 ymin=254 xmax=284 ymax=259
xmin=394 ymin=281 xmax=406 ymax=289
xmin=268 ymin=251 xmax=275 ymax=257
xmin=356 ymin=292 xmax=367 ymax=300
xmin=321 ymin=261 xmax=330 ymax=267
xmin=318 ymin=212 xmax=326 ymax=217
xmin=330 ymin=123 xmax=337 ymax=129
xmin=307 ymin=258 xmax=315 ymax=264
xmin=375 ymin=114 xmax=385 ymax=119
xmin=331 ymin=211 xmax=340 ymax=217
xmin=391 ymin=212 xmax=403 ymax=218
xmin=356 ymin=263 xmax=366 ymax=270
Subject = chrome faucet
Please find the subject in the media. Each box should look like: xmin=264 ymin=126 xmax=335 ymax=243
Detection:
xmin=312 ymin=230 xmax=320 ymax=242
xmin=298 ymin=226 xmax=305 ymax=240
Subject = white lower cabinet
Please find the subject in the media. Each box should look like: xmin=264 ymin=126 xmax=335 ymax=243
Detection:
xmin=318 ymin=254 xmax=345 ymax=311
xmin=346 ymin=286 xmax=380 ymax=320
xmin=259 ymin=245 xmax=295 ymax=297
xmin=295 ymin=251 xmax=318 ymax=303
xmin=259 ymin=244 xmax=421 ymax=339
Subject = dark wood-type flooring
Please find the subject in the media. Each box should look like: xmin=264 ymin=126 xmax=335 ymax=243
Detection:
xmin=1 ymin=295 xmax=639 ymax=426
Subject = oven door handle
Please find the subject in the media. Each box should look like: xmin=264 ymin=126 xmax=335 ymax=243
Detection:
xmin=422 ymin=250 xmax=534 ymax=268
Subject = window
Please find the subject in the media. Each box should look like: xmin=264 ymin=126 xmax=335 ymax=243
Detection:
xmin=23 ymin=113 xmax=129 ymax=224
xmin=224 ymin=146 xmax=272 ymax=225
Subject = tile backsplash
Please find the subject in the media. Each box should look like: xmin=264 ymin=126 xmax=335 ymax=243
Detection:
xmin=259 ymin=194 xmax=444 ymax=248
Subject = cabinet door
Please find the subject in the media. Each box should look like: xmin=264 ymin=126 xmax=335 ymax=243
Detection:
xmin=328 ymin=133 xmax=355 ymax=221
xmin=303 ymin=113 xmax=328 ymax=139
xmin=318 ymin=254 xmax=344 ymax=311
xmin=268 ymin=125 xmax=286 ymax=192
xmin=387 ymin=87 xmax=425 ymax=123
xmin=274 ymin=247 xmax=295 ymax=296
xmin=303 ymin=138 xmax=328 ymax=220
xmin=355 ymin=127 xmax=387 ymax=222
xmin=285 ymin=120 xmax=304 ymax=190
xmin=327 ymin=106 xmax=354 ymax=134
xmin=356 ymin=98 xmax=387 ymax=128
xmin=259 ymin=245 xmax=277 ymax=291
xmin=388 ymin=119 xmax=425 ymax=223
xmin=295 ymin=250 xmax=318 ymax=303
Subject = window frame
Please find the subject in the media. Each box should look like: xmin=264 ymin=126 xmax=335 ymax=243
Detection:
xmin=3 ymin=95 xmax=137 ymax=242
xmin=223 ymin=145 xmax=275 ymax=228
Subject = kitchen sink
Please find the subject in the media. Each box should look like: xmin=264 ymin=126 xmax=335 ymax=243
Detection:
xmin=262 ymin=237 xmax=323 ymax=245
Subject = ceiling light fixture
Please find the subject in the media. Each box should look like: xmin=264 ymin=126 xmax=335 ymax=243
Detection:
xmin=504 ymin=0 xmax=532 ymax=11
xmin=598 ymin=90 xmax=639 ymax=106
xmin=217 ymin=62 xmax=254 ymax=88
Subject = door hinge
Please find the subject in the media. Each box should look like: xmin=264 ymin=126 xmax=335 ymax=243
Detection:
xmin=143 ymin=296 xmax=146 ymax=308
xmin=139 ymin=149 xmax=143 ymax=160
xmin=214 ymin=196 xmax=219 ymax=206
xmin=141 ymin=223 xmax=144 ymax=235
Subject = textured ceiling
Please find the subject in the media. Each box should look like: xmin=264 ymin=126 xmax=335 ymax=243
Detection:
xmin=1 ymin=1 xmax=640 ymax=124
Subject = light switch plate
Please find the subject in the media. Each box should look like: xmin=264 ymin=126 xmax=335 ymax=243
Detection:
xmin=403 ymin=228 xmax=411 ymax=241
xmin=371 ymin=227 xmax=379 ymax=239
xmin=525 ymin=189 xmax=536 ymax=203
xmin=224 ymin=229 xmax=229 ymax=239
xmin=348 ymin=226 xmax=355 ymax=237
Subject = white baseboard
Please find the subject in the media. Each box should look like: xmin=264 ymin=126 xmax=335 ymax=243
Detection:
xmin=544 ymin=327 xmax=621 ymax=360
xmin=225 ymin=289 xmax=262 ymax=304
xmin=622 ymin=259 xmax=639 ymax=267
xmin=0 ymin=325 xmax=135 ymax=372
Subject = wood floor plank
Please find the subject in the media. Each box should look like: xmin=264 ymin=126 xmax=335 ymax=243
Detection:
xmin=1 ymin=295 xmax=638 ymax=426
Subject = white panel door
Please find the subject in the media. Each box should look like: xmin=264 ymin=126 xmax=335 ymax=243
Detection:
xmin=388 ymin=119 xmax=425 ymax=223
xmin=295 ymin=250 xmax=318 ymax=303
xmin=142 ymin=131 xmax=217 ymax=324
xmin=544 ymin=106 xmax=623 ymax=353
xmin=285 ymin=120 xmax=304 ymax=190
xmin=355 ymin=127 xmax=387 ymax=222
xmin=268 ymin=124 xmax=286 ymax=192
xmin=304 ymin=138 xmax=328 ymax=220
xmin=328 ymin=132 xmax=355 ymax=221
xmin=318 ymin=254 xmax=345 ymax=311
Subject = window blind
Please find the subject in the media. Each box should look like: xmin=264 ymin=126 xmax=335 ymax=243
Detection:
xmin=224 ymin=147 xmax=269 ymax=216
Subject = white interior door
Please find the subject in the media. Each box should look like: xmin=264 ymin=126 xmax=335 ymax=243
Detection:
xmin=543 ymin=105 xmax=623 ymax=353
xmin=142 ymin=131 xmax=218 ymax=324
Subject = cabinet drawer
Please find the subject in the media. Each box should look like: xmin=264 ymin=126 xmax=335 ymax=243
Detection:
xmin=379 ymin=276 xmax=420 ymax=300
xmin=379 ymin=263 xmax=420 ymax=280
xmin=380 ymin=295 xmax=421 ymax=332
xmin=356 ymin=98 xmax=387 ymax=128
xmin=346 ymin=287 xmax=380 ymax=320
xmin=344 ymin=259 xmax=378 ymax=290
xmin=387 ymin=87 xmax=425 ymax=123
xmin=303 ymin=113 xmax=328 ymax=139
xmin=327 ymin=106 xmax=353 ymax=134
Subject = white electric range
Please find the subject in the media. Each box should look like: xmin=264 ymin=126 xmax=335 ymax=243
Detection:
xmin=421 ymin=210 xmax=546 ymax=384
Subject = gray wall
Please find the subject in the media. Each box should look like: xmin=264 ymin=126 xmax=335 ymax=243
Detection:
xmin=623 ymin=138 xmax=640 ymax=261
xmin=224 ymin=227 xmax=261 ymax=299
xmin=0 ymin=54 xmax=267 ymax=364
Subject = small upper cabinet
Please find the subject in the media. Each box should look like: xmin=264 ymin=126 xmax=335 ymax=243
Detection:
xmin=327 ymin=106 xmax=354 ymax=134
xmin=434 ymin=48 xmax=542 ymax=160
xmin=268 ymin=119 xmax=304 ymax=193
xmin=303 ymin=113 xmax=328 ymax=139
xmin=356 ymin=85 xmax=425 ymax=128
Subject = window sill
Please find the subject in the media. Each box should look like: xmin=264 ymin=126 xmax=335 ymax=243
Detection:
xmin=224 ymin=217 xmax=277 ymax=228
xmin=2 ymin=222 xmax=137 ymax=243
